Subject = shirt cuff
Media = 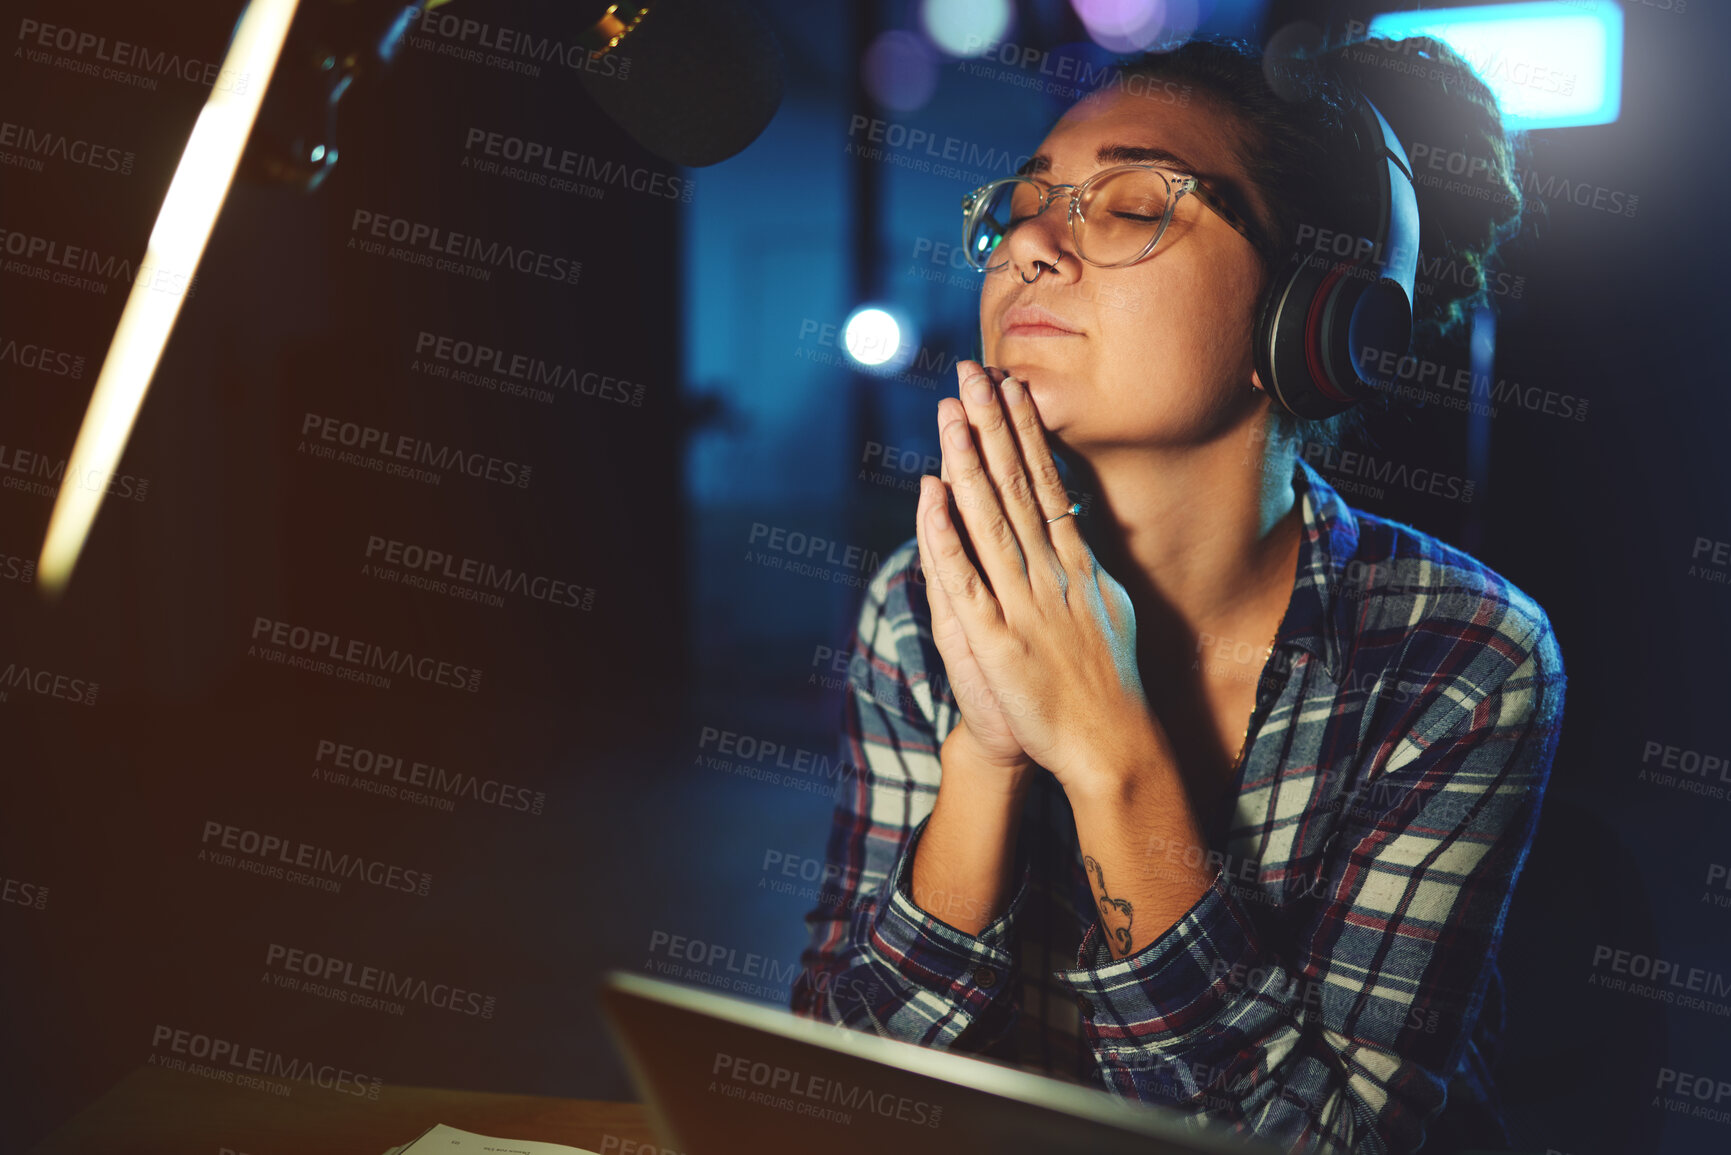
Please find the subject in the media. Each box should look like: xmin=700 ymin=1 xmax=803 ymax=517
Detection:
xmin=865 ymin=812 xmax=1032 ymax=1007
xmin=1055 ymin=868 xmax=1263 ymax=1050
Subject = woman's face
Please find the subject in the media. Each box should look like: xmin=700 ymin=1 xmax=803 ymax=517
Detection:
xmin=979 ymin=90 xmax=1275 ymax=454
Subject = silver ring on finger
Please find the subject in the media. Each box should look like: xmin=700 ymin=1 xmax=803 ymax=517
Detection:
xmin=1045 ymin=502 xmax=1082 ymax=524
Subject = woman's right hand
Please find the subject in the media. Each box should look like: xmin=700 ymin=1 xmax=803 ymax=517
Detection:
xmin=915 ymin=364 xmax=1033 ymax=777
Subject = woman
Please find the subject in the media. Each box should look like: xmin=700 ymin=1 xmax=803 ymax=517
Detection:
xmin=791 ymin=35 xmax=1565 ymax=1155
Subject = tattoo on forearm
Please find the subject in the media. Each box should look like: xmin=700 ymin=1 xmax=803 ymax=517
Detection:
xmin=1084 ymin=855 xmax=1134 ymax=958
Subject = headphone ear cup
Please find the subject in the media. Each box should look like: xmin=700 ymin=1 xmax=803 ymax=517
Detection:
xmin=1344 ymin=279 xmax=1414 ymax=392
xmin=1257 ymin=254 xmax=1361 ymax=421
xmin=1256 ymin=93 xmax=1419 ymax=425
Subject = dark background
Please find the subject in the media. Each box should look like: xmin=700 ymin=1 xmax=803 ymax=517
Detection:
xmin=1 ymin=1 xmax=1725 ymax=1153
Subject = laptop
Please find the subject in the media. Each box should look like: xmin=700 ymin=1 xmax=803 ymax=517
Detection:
xmin=598 ymin=970 xmax=1280 ymax=1154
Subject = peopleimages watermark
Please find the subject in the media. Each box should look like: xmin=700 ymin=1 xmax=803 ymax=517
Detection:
xmin=0 ymin=442 xmax=149 ymax=503
xmin=1404 ymin=140 xmax=1639 ymax=220
xmin=759 ymin=849 xmax=859 ymax=915
xmin=1259 ymin=435 xmax=1474 ymax=505
xmin=1588 ymin=943 xmax=1731 ymax=1019
xmin=15 ymin=18 xmax=249 ymax=92
xmin=857 ymin=439 xmax=938 ymax=496
xmin=806 ymin=642 xmax=924 ymax=719
xmin=1560 ymin=0 xmax=1687 ymax=15
xmin=1689 ymin=535 xmax=1731 ymax=590
xmin=1703 ymin=861 xmax=1731 ymax=911
xmin=0 ymin=551 xmax=36 ymax=586
xmin=2 ymin=872 xmax=49 ymax=911
xmin=695 ymin=724 xmax=864 ymax=796
xmin=0 ymin=333 xmax=84 ymax=379
xmin=711 ymin=1050 xmax=944 ymax=1129
xmin=1290 ymin=224 xmax=1527 ymax=303
xmin=1655 ymin=1066 xmax=1731 ymax=1127
xmin=598 ymin=1138 xmax=686 ymax=1155
xmin=854 ymin=436 xmax=1098 ymax=523
xmin=745 ymin=520 xmax=882 ymax=590
xmin=845 ymin=113 xmax=1032 ymax=185
xmin=1321 ymin=444 xmax=1470 ymax=502
xmin=1341 ymin=21 xmax=1577 ymax=98
xmin=0 ymin=223 xmax=198 ymax=297
xmin=954 ymin=34 xmax=1192 ymax=107
xmin=645 ymin=929 xmax=879 ymax=1004
xmin=0 ymin=660 xmax=98 ymax=706
xmin=462 ymin=127 xmax=691 ymax=203
xmin=758 ymin=844 xmax=991 ymax=929
xmin=1142 ymin=832 xmax=1332 ymax=910
xmin=312 ymin=736 xmax=546 ymax=817
xmin=402 ymin=8 xmax=632 ymax=81
xmin=904 ymin=235 xmax=1142 ymax=315
xmin=298 ymin=411 xmax=532 ymax=490
xmin=0 ymin=118 xmax=133 ymax=176
xmin=412 ymin=330 xmax=644 ymax=408
xmin=248 ymin=615 xmax=484 ymax=694
xmin=1638 ymin=737 xmax=1731 ymax=803
xmin=199 ymin=819 xmax=434 ymax=898
xmin=348 ymin=210 xmax=581 ymax=286
xmin=263 ymin=941 xmax=497 ymax=1019
xmin=1115 ymin=1052 xmax=1259 ymax=1113
xmin=793 ymin=317 xmax=952 ymax=392
xmin=1355 ymin=345 xmax=1589 ymax=424
xmin=148 ymin=1024 xmax=379 ymax=1100
xmin=363 ymin=534 xmax=596 ymax=613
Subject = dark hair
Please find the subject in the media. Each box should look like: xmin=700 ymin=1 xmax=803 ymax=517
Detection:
xmin=1082 ymin=35 xmax=1525 ymax=455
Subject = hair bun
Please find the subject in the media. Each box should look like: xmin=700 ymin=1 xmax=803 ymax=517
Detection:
xmin=1320 ymin=36 xmax=1525 ymax=342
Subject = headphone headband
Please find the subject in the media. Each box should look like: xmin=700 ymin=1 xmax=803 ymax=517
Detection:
xmin=1255 ymin=86 xmax=1421 ymax=421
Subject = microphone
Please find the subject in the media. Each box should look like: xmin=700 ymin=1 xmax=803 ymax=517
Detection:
xmin=576 ymin=0 xmax=786 ymax=168
xmin=239 ymin=0 xmax=435 ymax=189
xmin=241 ymin=0 xmax=785 ymax=187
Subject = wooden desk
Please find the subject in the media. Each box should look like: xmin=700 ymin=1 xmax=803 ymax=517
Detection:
xmin=27 ymin=1065 xmax=658 ymax=1155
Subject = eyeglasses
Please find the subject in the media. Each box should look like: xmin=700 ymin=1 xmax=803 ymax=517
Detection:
xmin=959 ymin=164 xmax=1262 ymax=273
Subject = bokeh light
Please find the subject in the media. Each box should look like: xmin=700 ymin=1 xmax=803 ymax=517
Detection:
xmin=843 ymin=306 xmax=906 ymax=369
xmin=863 ymin=29 xmax=939 ymax=112
xmin=920 ymin=0 xmax=1014 ymax=58
xmin=1072 ymin=0 xmax=1201 ymax=55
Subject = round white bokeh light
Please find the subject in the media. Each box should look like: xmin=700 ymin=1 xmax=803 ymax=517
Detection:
xmin=843 ymin=307 xmax=903 ymax=368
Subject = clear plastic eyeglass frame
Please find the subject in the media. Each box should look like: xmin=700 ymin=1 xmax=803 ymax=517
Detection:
xmin=959 ymin=164 xmax=1262 ymax=273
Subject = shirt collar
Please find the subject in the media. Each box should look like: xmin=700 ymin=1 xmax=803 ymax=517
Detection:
xmin=1278 ymin=455 xmax=1360 ymax=683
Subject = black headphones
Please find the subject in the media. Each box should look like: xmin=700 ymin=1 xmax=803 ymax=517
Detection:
xmin=1254 ymin=89 xmax=1420 ymax=420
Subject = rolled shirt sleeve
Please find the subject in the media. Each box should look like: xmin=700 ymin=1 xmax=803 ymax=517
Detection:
xmin=792 ymin=542 xmax=1036 ymax=1053
xmin=858 ymin=809 xmax=1034 ymax=1048
xmin=1053 ymin=616 xmax=1567 ymax=1155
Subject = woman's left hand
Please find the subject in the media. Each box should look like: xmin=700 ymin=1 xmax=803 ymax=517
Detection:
xmin=918 ymin=360 xmax=1171 ymax=795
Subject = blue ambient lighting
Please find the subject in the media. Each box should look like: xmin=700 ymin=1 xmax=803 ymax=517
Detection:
xmin=1367 ymin=2 xmax=1623 ymax=130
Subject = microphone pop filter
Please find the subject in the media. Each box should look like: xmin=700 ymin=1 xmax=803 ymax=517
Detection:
xmin=577 ymin=0 xmax=785 ymax=168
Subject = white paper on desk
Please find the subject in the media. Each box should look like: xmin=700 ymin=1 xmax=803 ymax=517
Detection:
xmin=396 ymin=1122 xmax=602 ymax=1155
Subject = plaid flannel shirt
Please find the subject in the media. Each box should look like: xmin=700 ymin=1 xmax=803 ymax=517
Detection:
xmin=790 ymin=457 xmax=1567 ymax=1154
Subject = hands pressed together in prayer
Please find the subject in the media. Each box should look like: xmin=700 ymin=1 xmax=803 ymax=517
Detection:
xmin=913 ymin=360 xmax=1173 ymax=803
